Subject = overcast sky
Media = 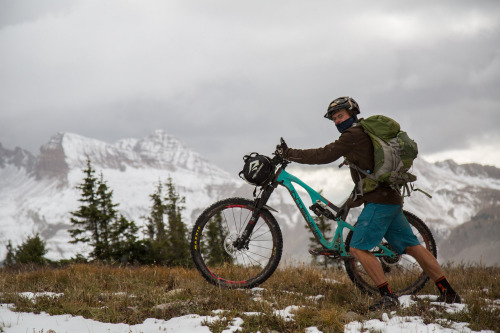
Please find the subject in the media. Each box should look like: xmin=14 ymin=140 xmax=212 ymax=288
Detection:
xmin=1 ymin=0 xmax=499 ymax=174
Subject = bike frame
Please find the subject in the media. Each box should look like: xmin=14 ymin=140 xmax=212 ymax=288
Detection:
xmin=276 ymin=168 xmax=396 ymax=259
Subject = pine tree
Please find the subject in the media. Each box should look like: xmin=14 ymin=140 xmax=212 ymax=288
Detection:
xmin=109 ymin=214 xmax=141 ymax=263
xmin=4 ymin=240 xmax=16 ymax=266
xmin=307 ymin=213 xmax=332 ymax=269
xmin=306 ymin=191 xmax=333 ymax=269
xmin=143 ymin=181 xmax=168 ymax=264
xmin=142 ymin=177 xmax=191 ymax=266
xmin=94 ymin=172 xmax=118 ymax=260
xmin=146 ymin=181 xmax=167 ymax=242
xmin=69 ymin=158 xmax=100 ymax=253
xmin=164 ymin=177 xmax=191 ymax=267
xmin=69 ymin=158 xmax=140 ymax=262
xmin=205 ymin=211 xmax=232 ymax=266
xmin=4 ymin=234 xmax=49 ymax=266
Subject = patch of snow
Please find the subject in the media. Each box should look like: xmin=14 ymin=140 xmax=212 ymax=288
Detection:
xmin=273 ymin=305 xmax=303 ymax=322
xmin=250 ymin=287 xmax=265 ymax=294
xmin=430 ymin=301 xmax=468 ymax=314
xmin=243 ymin=312 xmax=261 ymax=316
xmin=17 ymin=292 xmax=64 ymax=304
xmin=399 ymin=294 xmax=438 ymax=308
xmin=321 ymin=278 xmax=341 ymax=284
xmin=344 ymin=314 xmax=494 ymax=333
xmin=221 ymin=317 xmax=244 ymax=333
xmin=306 ymin=295 xmax=325 ymax=302
xmin=0 ymin=304 xmax=219 ymax=333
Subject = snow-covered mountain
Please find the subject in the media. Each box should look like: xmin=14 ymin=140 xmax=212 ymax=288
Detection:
xmin=0 ymin=131 xmax=247 ymax=260
xmin=1 ymin=131 xmax=499 ymax=265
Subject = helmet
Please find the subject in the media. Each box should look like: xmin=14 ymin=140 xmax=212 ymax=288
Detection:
xmin=239 ymin=153 xmax=275 ymax=186
xmin=324 ymin=96 xmax=360 ymax=120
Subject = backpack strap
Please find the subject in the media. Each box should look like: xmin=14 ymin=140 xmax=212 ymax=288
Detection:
xmin=340 ymin=158 xmax=428 ymax=201
xmin=339 ymin=158 xmax=377 ymax=199
xmin=408 ymin=184 xmax=433 ymax=199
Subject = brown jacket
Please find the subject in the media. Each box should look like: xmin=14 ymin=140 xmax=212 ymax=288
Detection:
xmin=284 ymin=125 xmax=402 ymax=206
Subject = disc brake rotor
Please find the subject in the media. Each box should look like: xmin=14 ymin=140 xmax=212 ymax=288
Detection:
xmin=224 ymin=233 xmax=244 ymax=258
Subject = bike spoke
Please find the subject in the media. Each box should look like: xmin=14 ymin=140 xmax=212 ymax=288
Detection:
xmin=242 ymin=252 xmax=263 ymax=265
xmin=223 ymin=209 xmax=238 ymax=235
xmin=230 ymin=208 xmax=241 ymax=234
xmin=248 ymin=244 xmax=273 ymax=251
xmin=251 ymin=230 xmax=272 ymax=241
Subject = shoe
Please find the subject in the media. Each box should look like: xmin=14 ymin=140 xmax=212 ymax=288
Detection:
xmin=437 ymin=292 xmax=462 ymax=304
xmin=368 ymin=294 xmax=400 ymax=311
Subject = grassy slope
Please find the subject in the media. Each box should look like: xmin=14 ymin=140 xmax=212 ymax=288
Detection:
xmin=0 ymin=264 xmax=498 ymax=333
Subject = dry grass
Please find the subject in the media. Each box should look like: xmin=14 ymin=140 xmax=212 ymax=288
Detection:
xmin=0 ymin=263 xmax=498 ymax=332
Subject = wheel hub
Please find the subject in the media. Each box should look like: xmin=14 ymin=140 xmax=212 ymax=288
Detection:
xmin=224 ymin=233 xmax=245 ymax=258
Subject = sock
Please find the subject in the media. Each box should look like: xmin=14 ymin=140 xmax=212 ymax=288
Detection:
xmin=377 ymin=281 xmax=392 ymax=296
xmin=435 ymin=276 xmax=457 ymax=295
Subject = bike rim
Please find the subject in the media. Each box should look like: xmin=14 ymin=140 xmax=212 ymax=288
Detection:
xmin=198 ymin=204 xmax=277 ymax=286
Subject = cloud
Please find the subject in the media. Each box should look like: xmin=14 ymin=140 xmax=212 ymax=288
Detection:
xmin=0 ymin=0 xmax=77 ymax=28
xmin=0 ymin=0 xmax=499 ymax=173
xmin=423 ymin=132 xmax=500 ymax=167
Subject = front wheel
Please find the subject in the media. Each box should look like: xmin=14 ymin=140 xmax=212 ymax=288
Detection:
xmin=190 ymin=197 xmax=283 ymax=288
xmin=344 ymin=210 xmax=437 ymax=296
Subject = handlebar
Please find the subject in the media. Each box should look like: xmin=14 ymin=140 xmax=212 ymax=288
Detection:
xmin=271 ymin=154 xmax=289 ymax=169
xmin=271 ymin=137 xmax=290 ymax=168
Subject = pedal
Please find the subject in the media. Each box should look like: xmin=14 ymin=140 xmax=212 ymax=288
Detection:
xmin=309 ymin=248 xmax=341 ymax=258
xmin=309 ymin=203 xmax=335 ymax=220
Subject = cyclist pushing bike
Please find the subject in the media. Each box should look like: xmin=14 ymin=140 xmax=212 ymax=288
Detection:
xmin=274 ymin=96 xmax=461 ymax=311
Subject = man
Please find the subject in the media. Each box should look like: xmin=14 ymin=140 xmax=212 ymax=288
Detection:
xmin=276 ymin=96 xmax=461 ymax=311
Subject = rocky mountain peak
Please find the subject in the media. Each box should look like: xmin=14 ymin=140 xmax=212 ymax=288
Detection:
xmin=36 ymin=133 xmax=71 ymax=180
xmin=135 ymin=130 xmax=184 ymax=151
xmin=434 ymin=159 xmax=500 ymax=180
xmin=0 ymin=143 xmax=36 ymax=173
xmin=30 ymin=130 xmax=231 ymax=181
xmin=131 ymin=130 xmax=205 ymax=171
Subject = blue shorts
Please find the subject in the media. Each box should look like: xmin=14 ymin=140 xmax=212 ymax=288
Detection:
xmin=349 ymin=203 xmax=420 ymax=254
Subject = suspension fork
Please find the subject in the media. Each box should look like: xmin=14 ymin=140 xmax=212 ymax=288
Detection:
xmin=232 ymin=184 xmax=276 ymax=250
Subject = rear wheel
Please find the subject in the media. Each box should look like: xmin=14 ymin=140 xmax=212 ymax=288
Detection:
xmin=344 ymin=211 xmax=437 ymax=296
xmin=190 ymin=197 xmax=283 ymax=288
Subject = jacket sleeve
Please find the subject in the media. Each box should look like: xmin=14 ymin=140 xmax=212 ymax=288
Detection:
xmin=284 ymin=131 xmax=356 ymax=165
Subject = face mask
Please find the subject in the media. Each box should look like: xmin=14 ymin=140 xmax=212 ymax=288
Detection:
xmin=336 ymin=116 xmax=357 ymax=133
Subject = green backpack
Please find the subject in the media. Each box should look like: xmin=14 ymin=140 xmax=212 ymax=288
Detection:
xmin=347 ymin=115 xmax=418 ymax=196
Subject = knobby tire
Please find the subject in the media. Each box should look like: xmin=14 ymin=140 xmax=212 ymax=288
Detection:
xmin=190 ymin=197 xmax=283 ymax=289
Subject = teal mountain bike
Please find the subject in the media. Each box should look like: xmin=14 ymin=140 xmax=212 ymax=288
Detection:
xmin=190 ymin=140 xmax=437 ymax=296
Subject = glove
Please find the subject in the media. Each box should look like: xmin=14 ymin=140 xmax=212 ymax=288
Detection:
xmin=274 ymin=138 xmax=288 ymax=158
